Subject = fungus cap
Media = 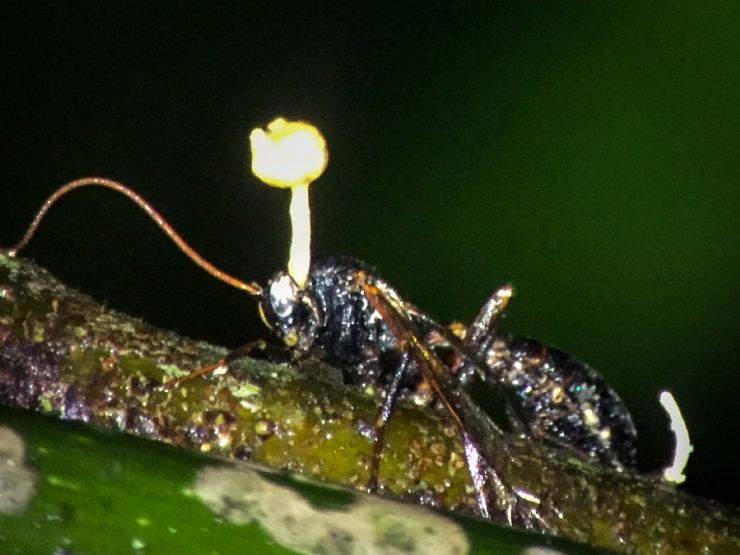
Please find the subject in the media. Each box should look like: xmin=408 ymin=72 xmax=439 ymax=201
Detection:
xmin=250 ymin=118 xmax=328 ymax=188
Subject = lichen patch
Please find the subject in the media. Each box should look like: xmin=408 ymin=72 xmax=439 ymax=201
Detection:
xmin=192 ymin=465 xmax=469 ymax=555
xmin=0 ymin=425 xmax=37 ymax=514
xmin=522 ymin=548 xmax=567 ymax=555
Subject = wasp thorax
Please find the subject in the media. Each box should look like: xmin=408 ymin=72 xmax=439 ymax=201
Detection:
xmin=259 ymin=270 xmax=321 ymax=352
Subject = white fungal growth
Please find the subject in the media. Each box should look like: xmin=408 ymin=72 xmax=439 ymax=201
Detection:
xmin=658 ymin=390 xmax=693 ymax=484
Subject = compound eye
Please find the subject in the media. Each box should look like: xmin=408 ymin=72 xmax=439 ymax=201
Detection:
xmin=269 ymin=273 xmax=299 ymax=319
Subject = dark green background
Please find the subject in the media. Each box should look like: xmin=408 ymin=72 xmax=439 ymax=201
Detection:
xmin=2 ymin=4 xmax=738 ymax=506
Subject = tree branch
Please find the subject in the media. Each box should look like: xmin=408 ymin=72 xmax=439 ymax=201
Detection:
xmin=1 ymin=253 xmax=738 ymax=554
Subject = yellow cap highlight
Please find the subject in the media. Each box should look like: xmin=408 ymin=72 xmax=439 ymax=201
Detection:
xmin=250 ymin=118 xmax=327 ymax=188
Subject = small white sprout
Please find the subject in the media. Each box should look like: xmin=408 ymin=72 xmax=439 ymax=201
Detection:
xmin=250 ymin=118 xmax=328 ymax=288
xmin=658 ymin=390 xmax=693 ymax=484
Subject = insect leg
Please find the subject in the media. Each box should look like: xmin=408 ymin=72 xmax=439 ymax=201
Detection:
xmin=161 ymin=339 xmax=267 ymax=388
xmin=369 ymin=279 xmax=552 ymax=529
xmin=422 ymin=285 xmax=532 ymax=437
xmin=361 ymin=281 xmax=507 ymax=521
xmin=388 ymin=284 xmax=530 ymax=436
xmin=376 ymin=278 xmax=507 ymax=383
xmin=460 ymin=430 xmax=492 ymax=519
xmin=456 ymin=283 xmax=513 ymax=383
xmin=367 ymin=350 xmax=410 ymax=492
xmin=465 ymin=283 xmax=513 ymax=347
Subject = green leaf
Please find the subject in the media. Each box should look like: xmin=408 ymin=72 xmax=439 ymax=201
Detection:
xmin=0 ymin=407 xmax=600 ymax=555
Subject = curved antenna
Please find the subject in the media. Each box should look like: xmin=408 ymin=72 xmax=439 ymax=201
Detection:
xmin=4 ymin=177 xmax=263 ymax=297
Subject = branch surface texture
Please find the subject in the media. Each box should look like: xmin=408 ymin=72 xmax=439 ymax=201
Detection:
xmin=1 ymin=254 xmax=738 ymax=554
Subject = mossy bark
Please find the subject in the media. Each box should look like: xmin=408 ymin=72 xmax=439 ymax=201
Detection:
xmin=1 ymin=253 xmax=738 ymax=554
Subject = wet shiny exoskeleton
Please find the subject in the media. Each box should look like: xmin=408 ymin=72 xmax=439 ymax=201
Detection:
xmin=260 ymin=257 xmax=421 ymax=390
xmin=461 ymin=334 xmax=636 ymax=469
xmin=258 ymin=255 xmax=638 ymax=525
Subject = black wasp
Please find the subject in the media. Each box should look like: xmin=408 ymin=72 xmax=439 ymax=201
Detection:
xmin=3 ymin=119 xmax=636 ymax=530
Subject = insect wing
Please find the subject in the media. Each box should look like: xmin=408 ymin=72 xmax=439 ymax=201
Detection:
xmin=361 ymin=281 xmax=544 ymax=527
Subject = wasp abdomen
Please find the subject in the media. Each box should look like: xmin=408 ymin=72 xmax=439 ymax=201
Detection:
xmin=486 ymin=335 xmax=637 ymax=468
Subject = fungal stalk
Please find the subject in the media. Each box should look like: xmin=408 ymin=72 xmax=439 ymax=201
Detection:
xmin=250 ymin=118 xmax=328 ymax=288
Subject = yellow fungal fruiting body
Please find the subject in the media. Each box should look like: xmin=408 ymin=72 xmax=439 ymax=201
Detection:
xmin=249 ymin=118 xmax=328 ymax=288
xmin=250 ymin=118 xmax=328 ymax=188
